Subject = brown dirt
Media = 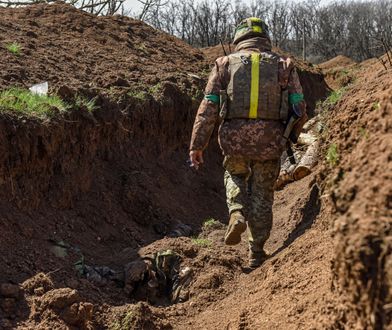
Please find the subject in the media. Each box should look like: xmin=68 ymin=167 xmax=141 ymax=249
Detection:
xmin=318 ymin=55 xmax=357 ymax=71
xmin=317 ymin=55 xmax=358 ymax=90
xmin=202 ymin=43 xmax=331 ymax=116
xmin=0 ymin=3 xmax=390 ymax=330
xmin=0 ymin=2 xmax=207 ymax=95
xmin=319 ymin=55 xmax=392 ymax=329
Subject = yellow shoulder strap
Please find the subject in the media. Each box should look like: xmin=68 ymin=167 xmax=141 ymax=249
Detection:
xmin=249 ymin=53 xmax=260 ymax=119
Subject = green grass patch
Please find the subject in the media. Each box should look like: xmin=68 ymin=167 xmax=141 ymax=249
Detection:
xmin=149 ymin=83 xmax=161 ymax=95
xmin=128 ymin=90 xmax=148 ymax=101
xmin=359 ymin=127 xmax=369 ymax=139
xmin=6 ymin=42 xmax=21 ymax=56
xmin=74 ymin=95 xmax=97 ymax=112
xmin=326 ymin=143 xmax=339 ymax=166
xmin=202 ymin=218 xmax=218 ymax=229
xmin=191 ymin=238 xmax=212 ymax=247
xmin=128 ymin=83 xmax=162 ymax=101
xmin=324 ymin=88 xmax=345 ymax=107
xmin=0 ymin=88 xmax=68 ymax=119
xmin=372 ymin=101 xmax=381 ymax=110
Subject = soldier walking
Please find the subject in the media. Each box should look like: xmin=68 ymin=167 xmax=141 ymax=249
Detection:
xmin=189 ymin=17 xmax=307 ymax=268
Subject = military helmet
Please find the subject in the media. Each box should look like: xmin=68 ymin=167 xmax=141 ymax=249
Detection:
xmin=233 ymin=17 xmax=270 ymax=45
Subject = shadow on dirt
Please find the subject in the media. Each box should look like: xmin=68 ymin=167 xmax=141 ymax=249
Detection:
xmin=272 ymin=183 xmax=320 ymax=257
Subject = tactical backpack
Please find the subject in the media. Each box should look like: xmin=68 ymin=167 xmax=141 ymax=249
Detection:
xmin=221 ymin=51 xmax=288 ymax=121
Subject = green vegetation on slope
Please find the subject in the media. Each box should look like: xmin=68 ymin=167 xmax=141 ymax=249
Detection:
xmin=0 ymin=88 xmax=68 ymax=119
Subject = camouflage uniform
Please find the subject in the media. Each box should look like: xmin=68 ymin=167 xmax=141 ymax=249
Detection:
xmin=190 ymin=37 xmax=307 ymax=255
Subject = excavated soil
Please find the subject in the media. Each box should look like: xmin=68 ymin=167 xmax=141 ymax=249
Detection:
xmin=317 ymin=55 xmax=358 ymax=90
xmin=318 ymin=55 xmax=392 ymax=329
xmin=0 ymin=3 xmax=390 ymax=330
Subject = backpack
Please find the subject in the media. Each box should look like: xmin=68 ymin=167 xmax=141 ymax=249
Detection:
xmin=223 ymin=51 xmax=288 ymax=121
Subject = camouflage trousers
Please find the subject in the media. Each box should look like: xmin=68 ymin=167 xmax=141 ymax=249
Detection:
xmin=223 ymin=156 xmax=280 ymax=253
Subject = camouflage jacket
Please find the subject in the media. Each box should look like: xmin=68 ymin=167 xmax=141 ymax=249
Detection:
xmin=190 ymin=37 xmax=307 ymax=160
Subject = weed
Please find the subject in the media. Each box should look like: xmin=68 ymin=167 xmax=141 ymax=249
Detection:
xmin=0 ymin=88 xmax=68 ymax=119
xmin=128 ymin=90 xmax=148 ymax=100
xmin=324 ymin=88 xmax=345 ymax=107
xmin=74 ymin=95 xmax=97 ymax=112
xmin=203 ymin=218 xmax=218 ymax=229
xmin=359 ymin=127 xmax=369 ymax=139
xmin=149 ymin=83 xmax=161 ymax=95
xmin=372 ymin=102 xmax=381 ymax=110
xmin=326 ymin=143 xmax=339 ymax=166
xmin=340 ymin=69 xmax=349 ymax=75
xmin=128 ymin=83 xmax=161 ymax=100
xmin=135 ymin=43 xmax=148 ymax=54
xmin=6 ymin=42 xmax=21 ymax=56
xmin=110 ymin=311 xmax=135 ymax=330
xmin=191 ymin=238 xmax=212 ymax=247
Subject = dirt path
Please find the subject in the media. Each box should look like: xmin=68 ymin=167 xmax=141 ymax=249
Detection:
xmin=189 ymin=177 xmax=332 ymax=330
xmin=115 ymin=174 xmax=335 ymax=329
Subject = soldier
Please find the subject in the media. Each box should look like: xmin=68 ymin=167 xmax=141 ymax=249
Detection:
xmin=189 ymin=17 xmax=307 ymax=268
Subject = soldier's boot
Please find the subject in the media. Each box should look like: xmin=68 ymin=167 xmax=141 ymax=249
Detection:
xmin=249 ymin=250 xmax=268 ymax=268
xmin=224 ymin=211 xmax=247 ymax=245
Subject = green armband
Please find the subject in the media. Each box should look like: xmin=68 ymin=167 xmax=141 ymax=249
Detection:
xmin=204 ymin=94 xmax=220 ymax=105
xmin=289 ymin=93 xmax=304 ymax=105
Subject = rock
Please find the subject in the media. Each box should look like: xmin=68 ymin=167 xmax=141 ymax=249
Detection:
xmin=39 ymin=288 xmax=80 ymax=311
xmin=61 ymin=302 xmax=93 ymax=326
xmin=0 ymin=284 xmax=20 ymax=298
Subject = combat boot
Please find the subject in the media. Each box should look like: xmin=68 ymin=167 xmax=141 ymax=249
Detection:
xmin=224 ymin=211 xmax=247 ymax=245
xmin=249 ymin=250 xmax=268 ymax=268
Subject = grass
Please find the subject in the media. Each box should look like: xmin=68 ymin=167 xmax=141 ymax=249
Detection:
xmin=372 ymin=101 xmax=381 ymax=110
xmin=191 ymin=238 xmax=212 ymax=247
xmin=0 ymin=88 xmax=68 ymax=119
xmin=6 ymin=42 xmax=21 ymax=56
xmin=359 ymin=127 xmax=369 ymax=139
xmin=75 ymin=95 xmax=97 ymax=112
xmin=110 ymin=311 xmax=136 ymax=330
xmin=149 ymin=83 xmax=161 ymax=95
xmin=324 ymin=88 xmax=345 ymax=107
xmin=202 ymin=218 xmax=218 ymax=229
xmin=128 ymin=90 xmax=148 ymax=101
xmin=128 ymin=83 xmax=162 ymax=101
xmin=326 ymin=143 xmax=339 ymax=166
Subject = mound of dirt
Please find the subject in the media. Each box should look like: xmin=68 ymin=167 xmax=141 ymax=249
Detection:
xmin=318 ymin=55 xmax=356 ymax=71
xmin=202 ymin=43 xmax=330 ymax=116
xmin=0 ymin=2 xmax=207 ymax=97
xmin=319 ymin=56 xmax=392 ymax=328
xmin=317 ymin=55 xmax=358 ymax=90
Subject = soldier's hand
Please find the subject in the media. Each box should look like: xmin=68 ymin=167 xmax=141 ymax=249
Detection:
xmin=189 ymin=150 xmax=204 ymax=170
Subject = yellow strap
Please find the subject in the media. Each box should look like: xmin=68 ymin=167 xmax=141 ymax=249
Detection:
xmin=249 ymin=53 xmax=260 ymax=119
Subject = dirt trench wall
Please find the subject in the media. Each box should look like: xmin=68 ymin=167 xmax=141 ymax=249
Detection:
xmin=0 ymin=87 xmax=226 ymax=284
xmin=320 ymin=63 xmax=392 ymax=329
xmin=0 ymin=86 xmax=191 ymax=209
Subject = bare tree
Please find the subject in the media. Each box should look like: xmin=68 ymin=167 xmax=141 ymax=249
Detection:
xmin=0 ymin=0 xmax=126 ymax=15
xmin=139 ymin=0 xmax=392 ymax=62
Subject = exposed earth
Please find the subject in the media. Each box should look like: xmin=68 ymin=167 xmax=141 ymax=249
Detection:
xmin=0 ymin=3 xmax=391 ymax=330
